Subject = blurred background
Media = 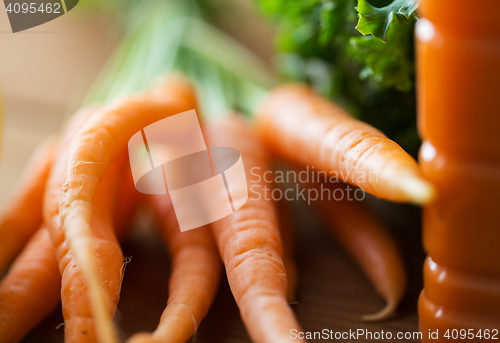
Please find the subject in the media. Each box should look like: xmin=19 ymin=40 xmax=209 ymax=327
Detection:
xmin=0 ymin=1 xmax=424 ymax=341
xmin=0 ymin=6 xmax=116 ymax=208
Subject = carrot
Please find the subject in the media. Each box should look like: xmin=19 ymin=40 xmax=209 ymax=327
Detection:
xmin=128 ymin=193 xmax=221 ymax=343
xmin=52 ymin=75 xmax=195 ymax=343
xmin=61 ymin=155 xmax=131 ymax=343
xmin=40 ymin=105 xmax=126 ymax=343
xmin=0 ymin=152 xmax=138 ymax=343
xmin=309 ymin=181 xmax=407 ymax=321
xmin=0 ymin=137 xmax=56 ymax=274
xmin=276 ymin=199 xmax=299 ymax=303
xmin=49 ymin=152 xmax=128 ymax=343
xmin=0 ymin=172 xmax=136 ymax=343
xmin=0 ymin=104 xmax=139 ymax=342
xmin=0 ymin=227 xmax=60 ymax=343
xmin=255 ymin=84 xmax=435 ymax=205
xmin=206 ymin=115 xmax=304 ymax=343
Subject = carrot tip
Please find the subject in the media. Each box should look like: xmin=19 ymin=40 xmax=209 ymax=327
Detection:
xmin=361 ymin=299 xmax=397 ymax=322
xmin=399 ymin=176 xmax=436 ymax=205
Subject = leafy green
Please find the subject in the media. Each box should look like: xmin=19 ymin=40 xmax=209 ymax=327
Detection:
xmin=350 ymin=19 xmax=414 ymax=91
xmin=356 ymin=0 xmax=418 ymax=41
xmin=85 ymin=0 xmax=420 ymax=154
xmin=256 ymin=0 xmax=420 ymax=155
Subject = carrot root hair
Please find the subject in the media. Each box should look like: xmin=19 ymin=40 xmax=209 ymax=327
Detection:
xmin=361 ymin=298 xmax=398 ymax=322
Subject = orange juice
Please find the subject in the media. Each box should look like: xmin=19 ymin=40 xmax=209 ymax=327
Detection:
xmin=416 ymin=0 xmax=500 ymax=340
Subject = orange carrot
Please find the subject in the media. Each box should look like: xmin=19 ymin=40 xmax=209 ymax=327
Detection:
xmin=128 ymin=193 xmax=221 ymax=343
xmin=0 ymin=181 xmax=136 ymax=343
xmin=0 ymin=154 xmax=137 ymax=343
xmin=41 ymin=105 xmax=128 ymax=343
xmin=309 ymin=181 xmax=407 ymax=321
xmin=255 ymin=84 xmax=435 ymax=205
xmin=206 ymin=115 xmax=304 ymax=343
xmin=276 ymin=199 xmax=299 ymax=303
xmin=0 ymin=105 xmax=138 ymax=342
xmin=0 ymin=227 xmax=60 ymax=343
xmin=113 ymin=158 xmax=140 ymax=240
xmin=54 ymin=76 xmax=195 ymax=343
xmin=49 ymin=153 xmax=128 ymax=343
xmin=0 ymin=137 xmax=56 ymax=274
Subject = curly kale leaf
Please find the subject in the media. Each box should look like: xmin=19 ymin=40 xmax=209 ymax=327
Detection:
xmin=356 ymin=0 xmax=418 ymax=41
xmin=349 ymin=18 xmax=415 ymax=92
xmin=256 ymin=0 xmax=420 ymax=155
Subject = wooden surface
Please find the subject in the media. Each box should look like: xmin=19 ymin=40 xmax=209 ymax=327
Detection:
xmin=0 ymin=6 xmax=118 ymax=208
xmin=0 ymin=6 xmax=425 ymax=343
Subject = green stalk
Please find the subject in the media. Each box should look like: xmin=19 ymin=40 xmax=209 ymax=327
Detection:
xmin=84 ymin=1 xmax=190 ymax=104
xmin=84 ymin=0 xmax=274 ymax=121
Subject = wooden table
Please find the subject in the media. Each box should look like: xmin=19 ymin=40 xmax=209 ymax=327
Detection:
xmin=0 ymin=7 xmax=424 ymax=343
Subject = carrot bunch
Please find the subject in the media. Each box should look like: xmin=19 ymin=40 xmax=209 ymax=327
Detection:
xmin=0 ymin=76 xmax=219 ymax=343
xmin=0 ymin=70 xmax=433 ymax=343
xmin=0 ymin=1 xmax=435 ymax=342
